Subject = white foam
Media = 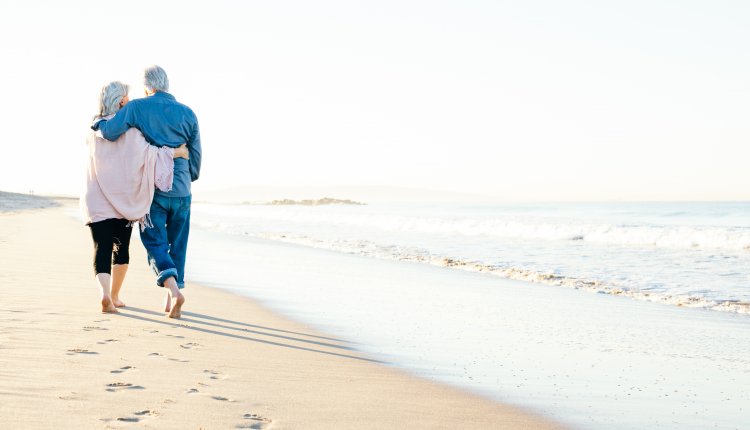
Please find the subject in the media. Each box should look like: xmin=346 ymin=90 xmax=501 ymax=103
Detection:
xmin=194 ymin=203 xmax=750 ymax=252
xmin=256 ymin=233 xmax=750 ymax=315
xmin=191 ymin=202 xmax=750 ymax=316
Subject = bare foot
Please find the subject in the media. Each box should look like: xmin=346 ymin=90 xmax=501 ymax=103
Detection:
xmin=112 ymin=297 xmax=126 ymax=308
xmin=164 ymin=290 xmax=172 ymax=313
xmin=168 ymin=291 xmax=184 ymax=319
xmin=101 ymin=296 xmax=118 ymax=313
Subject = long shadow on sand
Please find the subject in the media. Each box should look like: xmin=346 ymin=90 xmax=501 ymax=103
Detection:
xmin=181 ymin=310 xmax=346 ymax=342
xmin=124 ymin=306 xmax=350 ymax=351
xmin=117 ymin=308 xmax=382 ymax=364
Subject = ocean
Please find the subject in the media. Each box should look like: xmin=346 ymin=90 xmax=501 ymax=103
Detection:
xmin=186 ymin=200 xmax=750 ymax=430
xmin=192 ymin=201 xmax=750 ymax=314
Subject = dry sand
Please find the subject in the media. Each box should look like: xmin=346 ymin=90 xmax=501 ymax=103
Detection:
xmin=0 ymin=200 xmax=566 ymax=429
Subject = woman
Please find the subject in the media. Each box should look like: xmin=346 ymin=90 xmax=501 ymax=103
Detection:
xmin=81 ymin=81 xmax=188 ymax=313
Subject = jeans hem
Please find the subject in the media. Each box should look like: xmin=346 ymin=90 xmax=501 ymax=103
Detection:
xmin=156 ymin=268 xmax=179 ymax=287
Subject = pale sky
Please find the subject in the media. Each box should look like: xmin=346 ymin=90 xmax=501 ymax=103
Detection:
xmin=0 ymin=0 xmax=747 ymax=201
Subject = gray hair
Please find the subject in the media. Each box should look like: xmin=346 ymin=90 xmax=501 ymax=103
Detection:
xmin=98 ymin=81 xmax=129 ymax=117
xmin=144 ymin=65 xmax=169 ymax=93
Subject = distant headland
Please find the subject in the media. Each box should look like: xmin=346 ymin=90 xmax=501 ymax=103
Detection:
xmin=261 ymin=197 xmax=365 ymax=206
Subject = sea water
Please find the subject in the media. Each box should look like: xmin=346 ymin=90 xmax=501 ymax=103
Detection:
xmin=191 ymin=201 xmax=750 ymax=314
xmin=187 ymin=201 xmax=750 ymax=429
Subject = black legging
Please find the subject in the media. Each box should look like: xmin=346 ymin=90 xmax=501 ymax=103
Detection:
xmin=88 ymin=218 xmax=132 ymax=275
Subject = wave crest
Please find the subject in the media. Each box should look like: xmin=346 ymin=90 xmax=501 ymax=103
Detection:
xmin=260 ymin=233 xmax=750 ymax=315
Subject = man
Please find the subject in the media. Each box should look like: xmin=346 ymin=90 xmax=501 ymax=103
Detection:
xmin=92 ymin=65 xmax=202 ymax=318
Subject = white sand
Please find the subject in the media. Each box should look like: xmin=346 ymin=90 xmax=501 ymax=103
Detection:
xmin=0 ymin=201 xmax=564 ymax=429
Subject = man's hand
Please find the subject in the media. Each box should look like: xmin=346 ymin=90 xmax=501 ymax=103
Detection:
xmin=174 ymin=144 xmax=190 ymax=160
xmin=91 ymin=117 xmax=106 ymax=131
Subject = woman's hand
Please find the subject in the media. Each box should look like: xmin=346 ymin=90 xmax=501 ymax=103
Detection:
xmin=174 ymin=144 xmax=190 ymax=159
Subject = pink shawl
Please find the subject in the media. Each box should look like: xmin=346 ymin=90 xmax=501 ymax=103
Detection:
xmin=81 ymin=126 xmax=174 ymax=226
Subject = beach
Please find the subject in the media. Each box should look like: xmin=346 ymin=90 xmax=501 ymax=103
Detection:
xmin=3 ymin=0 xmax=746 ymax=427
xmin=0 ymin=198 xmax=564 ymax=429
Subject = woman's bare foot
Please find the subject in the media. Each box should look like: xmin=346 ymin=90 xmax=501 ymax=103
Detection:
xmin=111 ymin=264 xmax=128 ymax=308
xmin=96 ymin=273 xmax=117 ymax=313
xmin=168 ymin=291 xmax=185 ymax=319
xmin=101 ymin=295 xmax=118 ymax=313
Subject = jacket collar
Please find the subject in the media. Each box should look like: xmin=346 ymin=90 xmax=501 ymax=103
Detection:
xmin=151 ymin=91 xmax=176 ymax=101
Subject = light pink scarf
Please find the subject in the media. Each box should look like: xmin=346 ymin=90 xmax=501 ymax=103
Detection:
xmin=81 ymin=126 xmax=174 ymax=226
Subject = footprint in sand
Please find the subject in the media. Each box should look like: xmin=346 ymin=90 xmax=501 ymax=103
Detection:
xmin=203 ymin=369 xmax=227 ymax=380
xmin=58 ymin=392 xmax=84 ymax=401
xmin=113 ymin=411 xmax=157 ymax=424
xmin=180 ymin=342 xmax=203 ymax=349
xmin=184 ymin=389 xmax=234 ymax=402
xmin=165 ymin=334 xmax=185 ymax=339
xmin=105 ymin=382 xmax=145 ymax=392
xmin=238 ymin=413 xmax=273 ymax=429
xmin=116 ymin=417 xmax=140 ymax=423
xmin=211 ymin=395 xmax=235 ymax=402
xmin=83 ymin=326 xmax=108 ymax=331
xmin=110 ymin=366 xmax=135 ymax=374
xmin=67 ymin=348 xmax=98 ymax=355
xmin=97 ymin=338 xmax=119 ymax=345
xmin=148 ymin=352 xmax=189 ymax=363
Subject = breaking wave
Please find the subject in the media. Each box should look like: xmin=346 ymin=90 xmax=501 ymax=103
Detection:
xmin=257 ymin=233 xmax=750 ymax=315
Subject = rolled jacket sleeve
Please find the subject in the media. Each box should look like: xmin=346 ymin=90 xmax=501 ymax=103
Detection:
xmin=96 ymin=104 xmax=137 ymax=141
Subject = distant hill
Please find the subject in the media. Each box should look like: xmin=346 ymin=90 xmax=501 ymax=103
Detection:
xmin=263 ymin=197 xmax=365 ymax=206
xmin=194 ymin=185 xmax=498 ymax=204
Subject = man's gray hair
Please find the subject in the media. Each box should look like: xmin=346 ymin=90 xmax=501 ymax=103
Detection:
xmin=144 ymin=65 xmax=169 ymax=93
xmin=99 ymin=81 xmax=129 ymax=117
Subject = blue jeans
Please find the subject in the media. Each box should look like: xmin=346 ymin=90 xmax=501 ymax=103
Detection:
xmin=140 ymin=194 xmax=191 ymax=289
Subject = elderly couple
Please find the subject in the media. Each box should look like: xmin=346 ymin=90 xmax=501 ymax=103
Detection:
xmin=82 ymin=65 xmax=201 ymax=318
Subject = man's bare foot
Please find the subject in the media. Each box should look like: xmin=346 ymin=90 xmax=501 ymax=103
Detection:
xmin=168 ymin=291 xmax=184 ymax=319
xmin=112 ymin=297 xmax=126 ymax=308
xmin=101 ymin=296 xmax=118 ymax=313
xmin=164 ymin=290 xmax=172 ymax=313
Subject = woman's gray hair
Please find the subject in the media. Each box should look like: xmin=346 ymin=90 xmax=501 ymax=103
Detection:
xmin=98 ymin=81 xmax=129 ymax=117
xmin=144 ymin=65 xmax=169 ymax=93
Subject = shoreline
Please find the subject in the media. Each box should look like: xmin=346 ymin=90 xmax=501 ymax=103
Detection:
xmin=185 ymin=206 xmax=750 ymax=430
xmin=0 ymin=202 xmax=564 ymax=429
xmin=188 ymin=199 xmax=750 ymax=317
